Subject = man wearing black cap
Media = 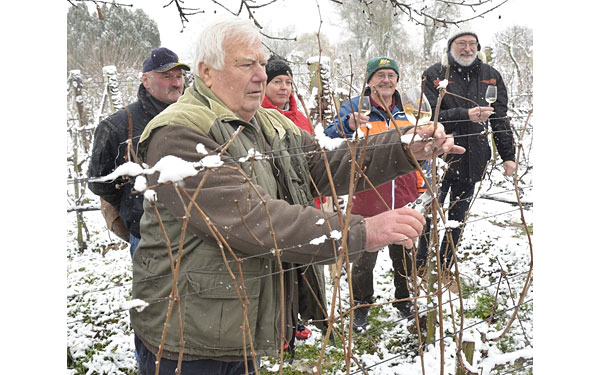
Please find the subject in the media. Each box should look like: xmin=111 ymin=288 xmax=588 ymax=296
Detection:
xmin=418 ymin=29 xmax=516 ymax=273
xmin=88 ymin=47 xmax=190 ymax=257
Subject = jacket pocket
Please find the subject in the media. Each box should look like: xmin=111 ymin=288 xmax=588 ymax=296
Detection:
xmin=184 ymin=271 xmax=261 ymax=350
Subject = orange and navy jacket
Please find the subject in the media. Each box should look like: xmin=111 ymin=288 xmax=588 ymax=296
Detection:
xmin=324 ymin=88 xmax=425 ymax=217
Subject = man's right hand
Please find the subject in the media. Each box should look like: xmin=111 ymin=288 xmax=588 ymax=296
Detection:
xmin=468 ymin=106 xmax=493 ymax=122
xmin=363 ymin=207 xmax=426 ymax=251
xmin=348 ymin=112 xmax=370 ymax=130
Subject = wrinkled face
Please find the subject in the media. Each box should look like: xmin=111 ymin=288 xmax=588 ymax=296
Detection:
xmin=450 ymin=35 xmax=478 ymax=67
xmin=199 ymin=38 xmax=267 ymax=122
xmin=368 ymin=68 xmax=398 ymax=102
xmin=142 ymin=67 xmax=185 ymax=104
xmin=265 ymin=74 xmax=292 ymax=109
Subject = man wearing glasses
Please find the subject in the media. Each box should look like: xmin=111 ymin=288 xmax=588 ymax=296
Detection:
xmin=418 ymin=29 xmax=517 ymax=275
xmin=324 ymin=57 xmax=424 ymax=332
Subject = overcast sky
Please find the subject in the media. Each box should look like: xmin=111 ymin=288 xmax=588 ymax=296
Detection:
xmin=117 ymin=0 xmax=536 ymax=61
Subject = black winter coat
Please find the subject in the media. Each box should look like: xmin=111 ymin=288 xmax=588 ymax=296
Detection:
xmin=88 ymin=84 xmax=171 ymax=238
xmin=423 ymin=55 xmax=515 ymax=183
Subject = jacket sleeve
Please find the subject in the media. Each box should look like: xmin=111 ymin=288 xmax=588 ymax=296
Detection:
xmin=324 ymin=98 xmax=356 ymax=139
xmin=490 ymin=72 xmax=516 ymax=162
xmin=423 ymin=68 xmax=469 ymax=134
xmin=87 ymin=118 xmax=125 ymax=207
xmin=143 ymin=125 xmax=367 ymax=265
xmin=302 ymin=129 xmax=417 ymax=197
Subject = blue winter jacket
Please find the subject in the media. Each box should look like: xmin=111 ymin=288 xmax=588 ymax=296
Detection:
xmin=324 ymin=88 xmax=419 ymax=217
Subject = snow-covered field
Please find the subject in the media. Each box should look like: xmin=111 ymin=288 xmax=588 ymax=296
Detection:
xmin=67 ymin=163 xmax=533 ymax=374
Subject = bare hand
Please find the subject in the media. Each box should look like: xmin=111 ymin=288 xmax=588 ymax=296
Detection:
xmin=348 ymin=112 xmax=370 ymax=131
xmin=503 ymin=160 xmax=516 ymax=176
xmin=407 ymin=123 xmax=466 ymax=159
xmin=468 ymin=106 xmax=493 ymax=122
xmin=364 ymin=207 xmax=426 ymax=250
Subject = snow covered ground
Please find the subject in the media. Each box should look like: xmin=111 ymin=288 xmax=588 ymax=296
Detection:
xmin=66 ymin=160 xmax=533 ymax=374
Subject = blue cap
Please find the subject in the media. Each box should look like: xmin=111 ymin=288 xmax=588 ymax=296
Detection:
xmin=142 ymin=47 xmax=190 ymax=73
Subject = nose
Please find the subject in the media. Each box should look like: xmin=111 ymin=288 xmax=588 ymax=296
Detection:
xmin=256 ymin=66 xmax=268 ymax=83
xmin=170 ymin=76 xmax=184 ymax=88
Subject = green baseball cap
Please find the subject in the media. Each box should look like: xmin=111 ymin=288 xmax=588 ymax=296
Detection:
xmin=366 ymin=56 xmax=399 ymax=82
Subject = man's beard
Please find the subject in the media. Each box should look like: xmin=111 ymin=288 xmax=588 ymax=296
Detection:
xmin=450 ymin=49 xmax=477 ymax=67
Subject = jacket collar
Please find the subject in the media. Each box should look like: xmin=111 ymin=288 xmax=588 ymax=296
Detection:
xmin=190 ymin=76 xmax=250 ymax=122
xmin=137 ymin=83 xmax=171 ymax=118
xmin=365 ymin=86 xmax=401 ymax=114
xmin=261 ymin=92 xmax=298 ymax=115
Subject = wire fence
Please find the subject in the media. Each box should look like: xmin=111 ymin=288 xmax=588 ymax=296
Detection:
xmin=66 ymin=66 xmax=533 ymax=375
xmin=66 ymin=184 xmax=531 ymax=308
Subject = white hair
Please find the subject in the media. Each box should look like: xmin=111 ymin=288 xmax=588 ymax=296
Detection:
xmin=192 ymin=17 xmax=262 ymax=75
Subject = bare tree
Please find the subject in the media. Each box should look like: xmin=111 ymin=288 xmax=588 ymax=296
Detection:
xmin=492 ymin=25 xmax=533 ymax=110
xmin=422 ymin=0 xmax=461 ymax=61
xmin=336 ymin=0 xmax=408 ymax=59
xmin=66 ymin=0 xmax=505 ymax=37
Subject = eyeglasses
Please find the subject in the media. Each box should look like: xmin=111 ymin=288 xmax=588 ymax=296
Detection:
xmin=454 ymin=41 xmax=478 ymax=49
xmin=373 ymin=72 xmax=398 ymax=81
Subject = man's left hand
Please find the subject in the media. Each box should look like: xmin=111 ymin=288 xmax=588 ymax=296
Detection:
xmin=503 ymin=160 xmax=517 ymax=176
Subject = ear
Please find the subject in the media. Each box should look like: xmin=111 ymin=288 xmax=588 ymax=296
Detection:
xmin=141 ymin=72 xmax=150 ymax=90
xmin=197 ymin=62 xmax=213 ymax=88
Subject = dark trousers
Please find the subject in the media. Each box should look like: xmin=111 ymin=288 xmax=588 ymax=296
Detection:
xmin=135 ymin=335 xmax=259 ymax=375
xmin=417 ymin=178 xmax=476 ymax=269
xmin=351 ymin=244 xmax=413 ymax=305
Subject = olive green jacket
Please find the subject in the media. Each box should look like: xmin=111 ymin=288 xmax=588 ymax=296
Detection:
xmin=130 ymin=77 xmax=416 ymax=360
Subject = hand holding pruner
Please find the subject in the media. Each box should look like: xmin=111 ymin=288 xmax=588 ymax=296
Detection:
xmin=407 ymin=190 xmax=433 ymax=216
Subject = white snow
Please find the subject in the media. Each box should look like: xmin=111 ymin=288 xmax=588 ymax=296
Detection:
xmin=313 ymin=123 xmax=344 ymax=150
xmin=120 ymin=298 xmax=149 ymax=312
xmin=195 ymin=143 xmax=209 ymax=155
xmin=238 ymin=148 xmax=264 ymax=162
xmin=144 ymin=189 xmax=157 ymax=202
xmin=196 ymin=154 xmax=224 ymax=168
xmin=309 ymin=235 xmax=328 ymax=245
xmin=89 ymin=161 xmax=144 ymax=182
xmin=133 ymin=175 xmax=147 ymax=192
xmin=329 ymin=230 xmax=342 ymax=240
xmin=144 ymin=155 xmax=198 ymax=183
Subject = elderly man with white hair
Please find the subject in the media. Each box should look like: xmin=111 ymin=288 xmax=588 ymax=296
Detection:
xmin=130 ymin=17 xmax=463 ymax=374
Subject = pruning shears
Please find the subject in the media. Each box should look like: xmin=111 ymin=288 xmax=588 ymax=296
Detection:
xmin=407 ymin=190 xmax=433 ymax=216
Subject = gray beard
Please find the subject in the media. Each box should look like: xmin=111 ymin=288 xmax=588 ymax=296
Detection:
xmin=450 ymin=49 xmax=477 ymax=67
